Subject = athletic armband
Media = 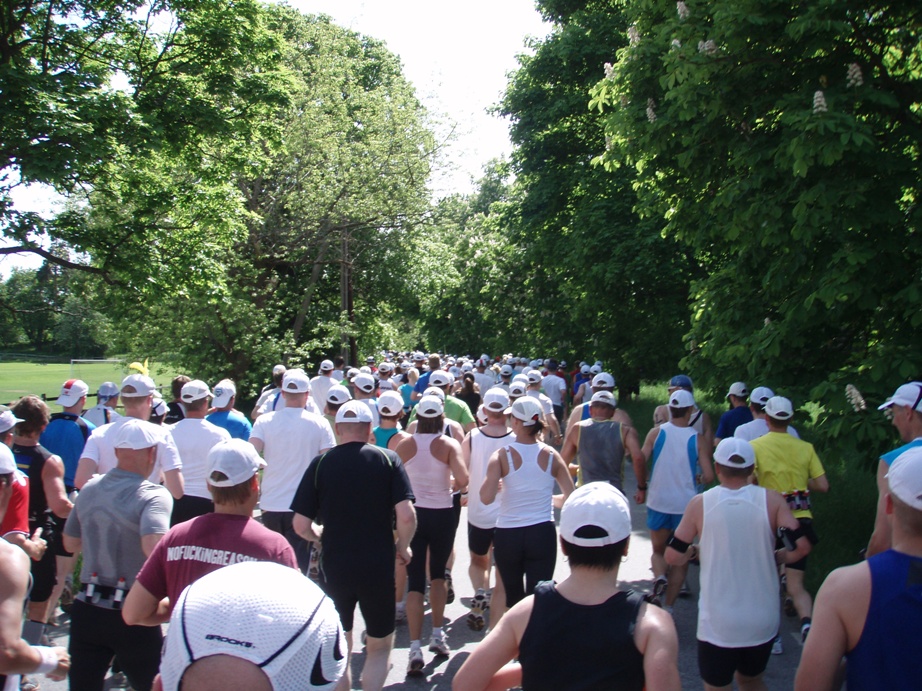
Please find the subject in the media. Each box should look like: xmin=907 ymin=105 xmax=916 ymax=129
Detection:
xmin=32 ymin=645 xmax=58 ymax=674
xmin=778 ymin=525 xmax=805 ymax=551
xmin=667 ymin=535 xmax=691 ymax=553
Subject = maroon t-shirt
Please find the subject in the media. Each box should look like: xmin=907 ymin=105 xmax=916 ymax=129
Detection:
xmin=136 ymin=513 xmax=297 ymax=608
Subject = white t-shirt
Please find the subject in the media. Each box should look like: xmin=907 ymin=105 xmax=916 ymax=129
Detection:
xmin=83 ymin=403 xmax=122 ymax=428
xmin=526 ymin=390 xmax=555 ymax=417
xmin=257 ymin=392 xmax=323 ymax=418
xmin=541 ymin=374 xmax=567 ymax=407
xmin=734 ymin=418 xmax=799 ymax=442
xmin=80 ymin=416 xmax=182 ymax=484
xmin=250 ymin=407 xmax=335 ymax=512
xmin=168 ymin=418 xmax=231 ymax=498
xmin=309 ymin=375 xmax=335 ymax=409
xmin=474 ymin=372 xmax=496 ymax=395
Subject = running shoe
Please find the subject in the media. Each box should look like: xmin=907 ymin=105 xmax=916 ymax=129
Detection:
xmin=771 ymin=635 xmax=783 ymax=655
xmin=407 ymin=648 xmax=425 ymax=676
xmin=445 ymin=570 xmax=455 ymax=604
xmin=784 ymin=595 xmax=796 ymax=617
xmin=429 ymin=633 xmax=450 ymax=657
xmin=467 ymin=593 xmax=488 ymax=631
xmin=649 ymin=576 xmax=668 ymax=607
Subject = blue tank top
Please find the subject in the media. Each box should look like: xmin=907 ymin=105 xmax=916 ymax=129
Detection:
xmin=373 ymin=426 xmax=399 ymax=450
xmin=519 ymin=581 xmax=645 ymax=690
xmin=846 ymin=550 xmax=922 ymax=690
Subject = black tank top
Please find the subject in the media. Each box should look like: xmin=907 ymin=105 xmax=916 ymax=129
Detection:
xmin=519 ymin=581 xmax=645 ymax=691
xmin=12 ymin=443 xmax=54 ymax=526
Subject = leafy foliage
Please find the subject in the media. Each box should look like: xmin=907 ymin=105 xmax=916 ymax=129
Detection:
xmin=590 ymin=0 xmax=922 ymax=407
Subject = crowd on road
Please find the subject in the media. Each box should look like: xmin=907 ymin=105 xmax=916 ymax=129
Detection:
xmin=0 ymin=352 xmax=919 ymax=691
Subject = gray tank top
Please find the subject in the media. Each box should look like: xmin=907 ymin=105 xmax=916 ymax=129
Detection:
xmin=578 ymin=420 xmax=626 ymax=491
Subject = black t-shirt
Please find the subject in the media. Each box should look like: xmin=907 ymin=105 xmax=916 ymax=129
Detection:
xmin=290 ymin=442 xmax=414 ymax=566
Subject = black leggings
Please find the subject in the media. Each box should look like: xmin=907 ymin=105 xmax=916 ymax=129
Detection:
xmin=493 ymin=521 xmax=557 ymax=606
xmin=407 ymin=507 xmax=457 ymax=593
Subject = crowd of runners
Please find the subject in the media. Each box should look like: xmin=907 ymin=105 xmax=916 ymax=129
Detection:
xmin=0 ymin=352 xmax=919 ymax=690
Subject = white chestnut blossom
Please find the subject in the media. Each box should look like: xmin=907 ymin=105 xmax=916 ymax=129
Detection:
xmin=671 ymin=39 xmax=682 ymax=49
xmin=677 ymin=1 xmax=690 ymax=20
xmin=845 ymin=384 xmax=867 ymax=412
xmin=628 ymin=25 xmax=640 ymax=46
xmin=697 ymin=39 xmax=717 ymax=55
xmin=813 ymin=90 xmax=828 ymax=114
xmin=846 ymin=62 xmax=863 ymax=88
xmin=646 ymin=98 xmax=657 ymax=123
xmin=604 ymin=62 xmax=614 ymax=78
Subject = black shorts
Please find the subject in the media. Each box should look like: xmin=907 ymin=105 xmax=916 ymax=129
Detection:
xmin=407 ymin=507 xmax=457 ymax=594
xmin=320 ymin=560 xmax=395 ymax=639
xmin=698 ymin=638 xmax=773 ymax=687
xmin=29 ymin=529 xmax=57 ymax=602
xmin=468 ymin=523 xmax=495 ymax=557
xmin=776 ymin=518 xmax=818 ymax=571
xmin=51 ymin=514 xmax=72 ymax=558
xmin=452 ymin=491 xmax=462 ymax=531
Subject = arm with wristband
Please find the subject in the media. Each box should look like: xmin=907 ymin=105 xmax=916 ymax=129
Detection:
xmin=0 ymin=543 xmax=69 ymax=680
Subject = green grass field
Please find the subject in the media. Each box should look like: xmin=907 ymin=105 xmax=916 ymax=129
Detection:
xmin=0 ymin=360 xmax=181 ymax=406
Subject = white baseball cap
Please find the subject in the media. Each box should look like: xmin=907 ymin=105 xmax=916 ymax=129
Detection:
xmin=319 ymin=359 xmax=335 ymax=372
xmin=559 ymin=482 xmax=632 ymax=546
xmin=211 ymin=379 xmax=236 ymax=408
xmin=510 ymin=397 xmax=543 ymax=426
xmin=483 ymin=388 xmax=511 ymax=413
xmin=878 ymin=382 xmax=922 ymax=412
xmin=325 ymin=385 xmax=352 ymax=406
xmin=353 ymin=373 xmax=376 ymax=394
xmin=749 ymin=386 xmax=774 ymax=405
xmin=476 ymin=405 xmax=489 ymax=425
xmin=114 ymin=418 xmax=163 ymax=450
xmin=500 ymin=364 xmax=513 ymax=377
xmin=714 ymin=437 xmax=755 ymax=468
xmin=765 ymin=396 xmax=794 ymax=420
xmin=151 ymin=393 xmax=168 ymax=418
xmin=509 ymin=382 xmax=527 ymax=398
xmin=335 ymin=400 xmax=374 ymax=424
xmin=207 ymin=439 xmax=265 ymax=487
xmin=887 ymin=447 xmax=922 ymax=511
xmin=592 ymin=372 xmax=615 ymax=388
xmin=0 ymin=410 xmax=24 ymax=435
xmin=416 ymin=395 xmax=444 ymax=418
xmin=282 ymin=369 xmax=311 ymax=394
xmin=57 ymin=379 xmax=89 ymax=407
xmin=526 ymin=370 xmax=543 ymax=385
xmin=423 ymin=386 xmax=445 ymax=402
xmin=669 ymin=389 xmax=696 ymax=408
xmin=377 ymin=391 xmax=404 ymax=416
xmin=120 ymin=374 xmax=157 ymax=398
xmin=590 ymin=390 xmax=617 ymax=407
xmin=181 ymin=379 xmax=211 ymax=403
xmin=726 ymin=382 xmax=748 ymax=399
xmin=429 ymin=370 xmax=452 ymax=388
xmin=159 ymin=561 xmax=346 ymax=691
xmin=97 ymin=381 xmax=119 ymax=398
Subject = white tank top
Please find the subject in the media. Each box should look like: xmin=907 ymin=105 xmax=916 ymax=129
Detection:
xmin=647 ymin=422 xmax=698 ymax=515
xmin=467 ymin=428 xmax=513 ymax=529
xmin=404 ymin=433 xmax=452 ymax=510
xmin=496 ymin=441 xmax=556 ymax=529
xmin=698 ymin=484 xmax=779 ymax=646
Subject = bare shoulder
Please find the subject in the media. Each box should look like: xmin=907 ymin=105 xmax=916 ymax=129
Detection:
xmin=635 ymin=600 xmax=679 ymax=653
xmin=0 ymin=540 xmax=29 ymax=589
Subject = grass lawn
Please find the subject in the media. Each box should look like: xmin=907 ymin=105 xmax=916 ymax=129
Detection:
xmin=0 ymin=360 xmax=182 ymax=406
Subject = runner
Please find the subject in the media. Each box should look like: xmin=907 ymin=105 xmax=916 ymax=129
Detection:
xmin=481 ymin=397 xmax=574 ymax=609
xmin=566 ymin=371 xmax=633 ymax=433
xmin=641 ymin=388 xmax=714 ymax=613
xmin=462 ymin=388 xmax=513 ymax=631
xmin=205 ymin=379 xmax=252 ymax=440
xmin=394 ymin=395 xmax=468 ymax=675
xmin=453 ymin=482 xmax=680 ymax=691
xmin=82 ymin=382 xmax=121 ymax=428
xmin=713 ymin=381 xmax=753 ymax=445
xmin=293 ymin=401 xmax=416 ymax=690
xmin=734 ymin=386 xmax=801 ymax=442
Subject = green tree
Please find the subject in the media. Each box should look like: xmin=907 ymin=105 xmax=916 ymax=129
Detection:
xmin=114 ymin=8 xmax=436 ymax=393
xmin=1 ymin=0 xmax=290 ymax=286
xmin=499 ymin=0 xmax=692 ymax=390
xmin=591 ymin=0 xmax=922 ymax=410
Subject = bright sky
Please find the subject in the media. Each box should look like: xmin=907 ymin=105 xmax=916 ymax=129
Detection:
xmin=4 ymin=1 xmax=548 ymax=275
xmin=289 ymin=0 xmax=549 ymax=195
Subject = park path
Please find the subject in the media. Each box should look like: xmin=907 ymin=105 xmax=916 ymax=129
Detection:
xmin=41 ymin=464 xmax=806 ymax=690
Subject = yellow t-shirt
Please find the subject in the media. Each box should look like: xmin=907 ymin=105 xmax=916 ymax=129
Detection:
xmin=751 ymin=431 xmax=825 ymax=519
